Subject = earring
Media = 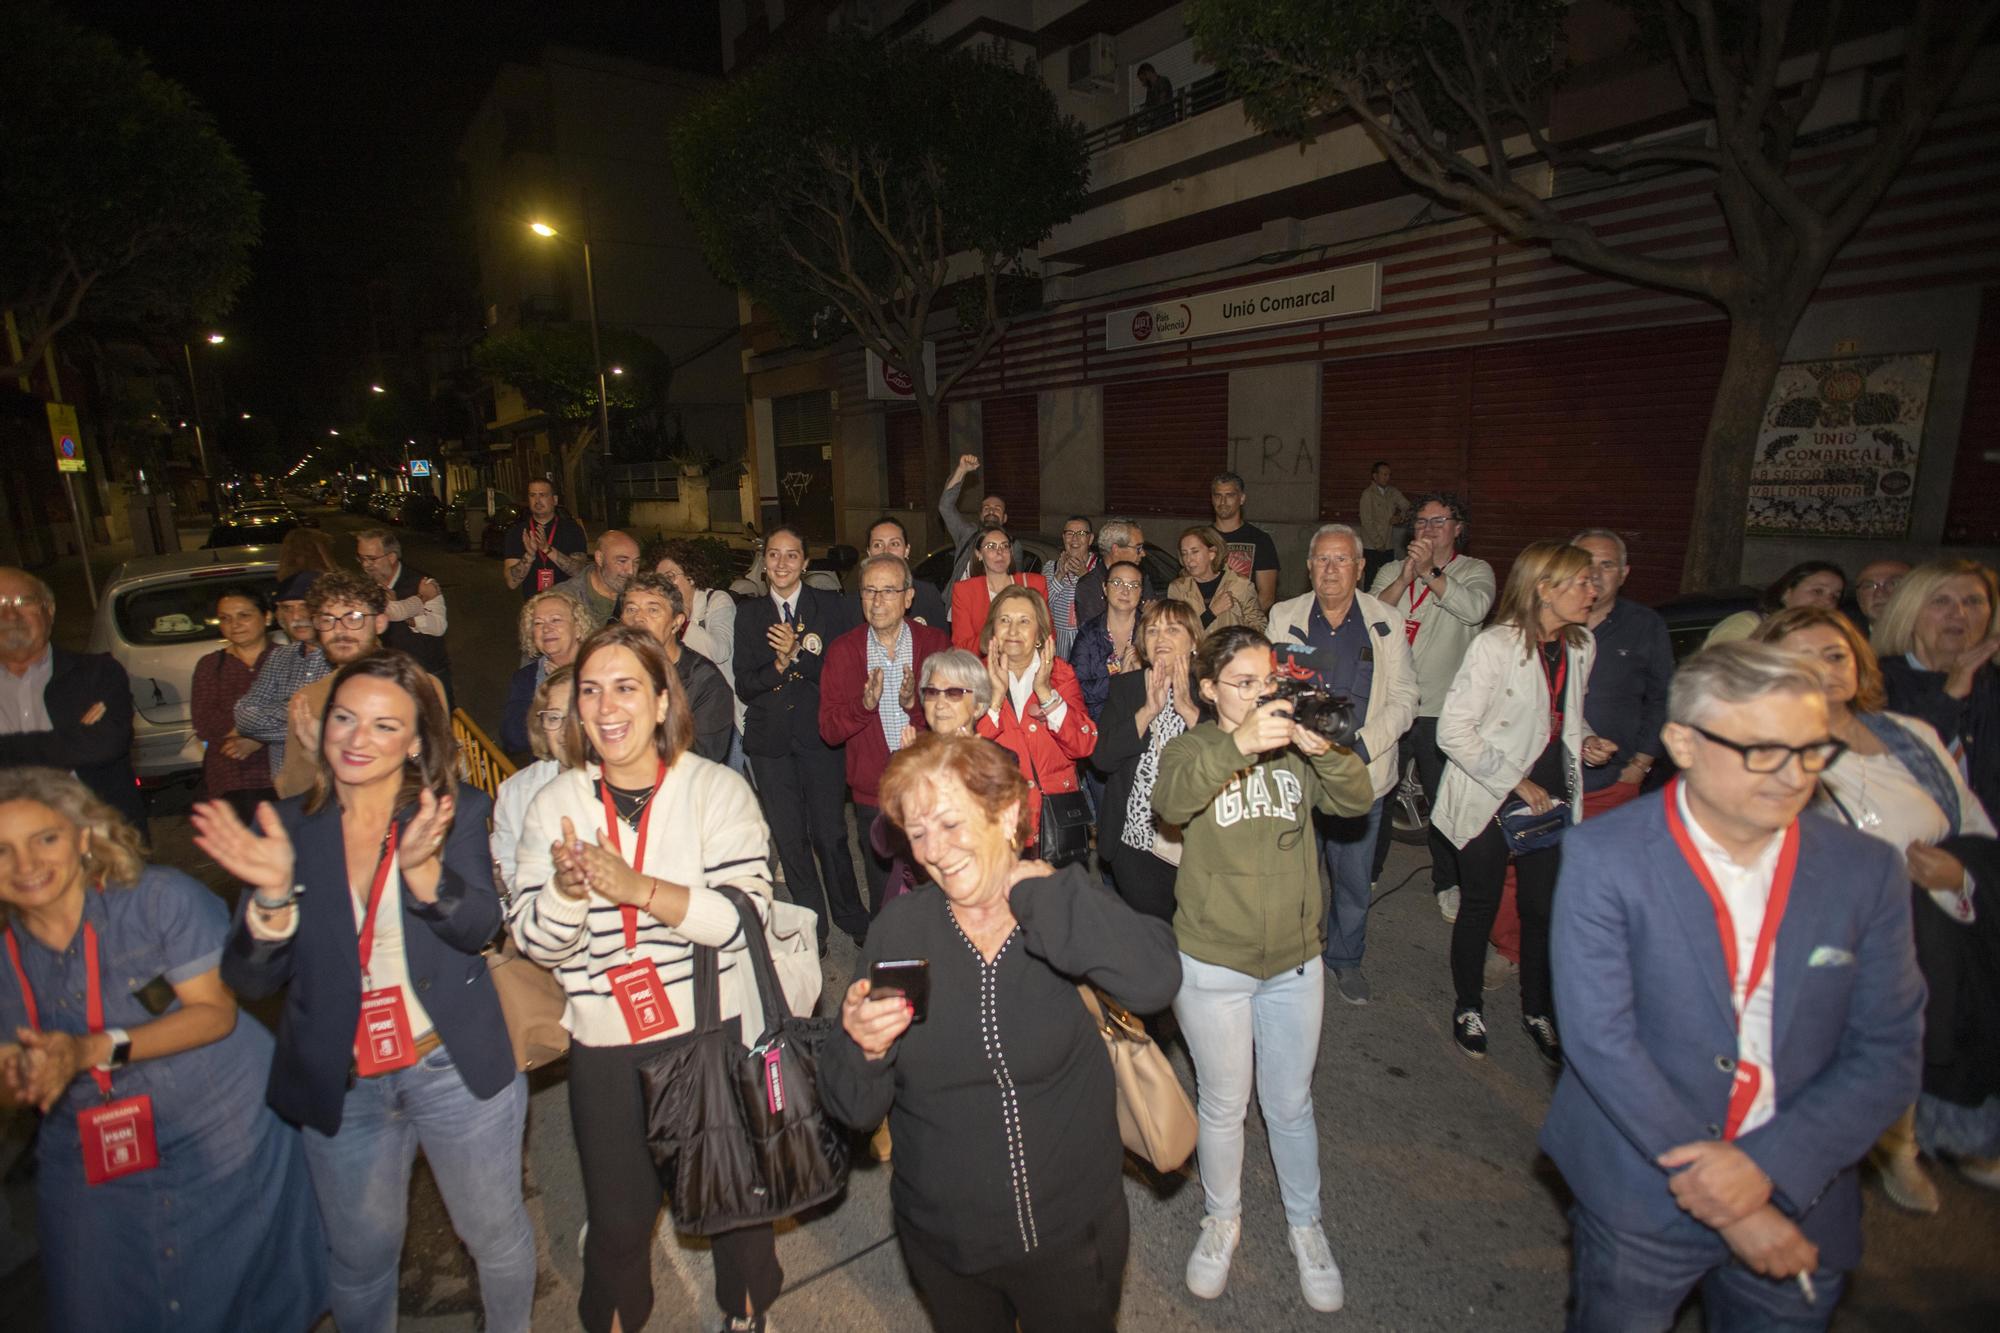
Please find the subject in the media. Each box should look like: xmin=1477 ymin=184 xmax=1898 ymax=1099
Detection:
xmin=407 ymin=747 xmax=421 ymax=760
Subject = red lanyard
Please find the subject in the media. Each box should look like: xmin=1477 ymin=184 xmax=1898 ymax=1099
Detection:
xmin=356 ymin=825 xmax=401 ymax=987
xmin=1664 ymin=777 xmax=1800 ymax=1136
xmin=1540 ymin=642 xmax=1567 ymax=739
xmin=1407 ymin=553 xmax=1458 ymax=613
xmin=6 ymin=914 xmax=116 ymax=1098
xmin=600 ymin=760 xmax=666 ymax=951
xmin=526 ymin=518 xmax=548 ymax=552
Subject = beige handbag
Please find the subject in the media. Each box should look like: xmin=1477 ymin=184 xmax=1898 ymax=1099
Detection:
xmin=487 ymin=943 xmax=570 ymax=1071
xmin=1077 ymin=985 xmax=1198 ymax=1173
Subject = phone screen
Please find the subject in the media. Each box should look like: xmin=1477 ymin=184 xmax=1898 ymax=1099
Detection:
xmin=868 ymin=958 xmax=931 ymax=1024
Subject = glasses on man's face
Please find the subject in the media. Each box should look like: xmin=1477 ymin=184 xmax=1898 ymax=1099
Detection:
xmin=0 ymin=595 xmax=47 ymax=614
xmin=313 ymin=610 xmax=371 ymax=631
xmin=1412 ymin=516 xmax=1453 ymax=529
xmin=535 ymin=710 xmax=568 ymax=730
xmin=859 ymin=586 xmax=910 ymax=600
xmin=920 ymin=686 xmax=974 ymax=702
xmin=1856 ymin=578 xmax=1902 ymax=594
xmin=1106 ymin=578 xmax=1143 ymax=591
xmin=1217 ymin=674 xmax=1278 ymax=699
xmin=1689 ymin=725 xmax=1847 ymax=773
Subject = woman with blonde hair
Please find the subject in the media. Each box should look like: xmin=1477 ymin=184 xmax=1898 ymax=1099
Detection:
xmin=1169 ymin=525 xmax=1265 ymax=636
xmin=975 ymin=584 xmax=1096 ymax=854
xmin=1873 ymin=558 xmax=2000 ymax=818
xmin=1435 ymin=542 xmax=1617 ymax=1062
xmin=501 ymin=589 xmax=589 ymax=754
xmin=2 ymin=768 xmax=326 ymax=1331
xmin=1758 ymin=606 xmax=2000 ymax=1212
xmin=493 ymin=664 xmax=576 ymax=897
xmin=276 ymin=526 xmax=339 ymax=583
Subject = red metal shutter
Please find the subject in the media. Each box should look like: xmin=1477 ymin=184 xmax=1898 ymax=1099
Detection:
xmin=980 ymin=395 xmax=1040 ymax=520
xmin=1320 ymin=348 xmax=1473 ymax=523
xmin=1944 ymin=286 xmax=2000 ymax=546
xmin=1103 ymin=374 xmax=1228 ymax=516
xmin=883 ymin=409 xmax=934 ymax=511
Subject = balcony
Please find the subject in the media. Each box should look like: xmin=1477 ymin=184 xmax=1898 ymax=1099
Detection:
xmin=1080 ymin=71 xmax=1235 ymax=156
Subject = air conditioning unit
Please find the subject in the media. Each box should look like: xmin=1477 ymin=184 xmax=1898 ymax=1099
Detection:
xmin=1068 ymin=34 xmax=1116 ymax=92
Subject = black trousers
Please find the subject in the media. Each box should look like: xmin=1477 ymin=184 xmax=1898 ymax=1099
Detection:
xmin=1108 ymin=845 xmax=1178 ymax=924
xmin=1373 ymin=715 xmax=1459 ymax=894
xmin=751 ymin=746 xmax=867 ymax=942
xmin=899 ymin=1193 xmax=1129 ymax=1333
xmin=1452 ymin=820 xmax=1562 ymax=1016
xmin=854 ymin=802 xmax=891 ymax=917
xmin=1363 ymin=547 xmax=1395 ymax=589
xmin=567 ymin=1040 xmax=782 ymax=1332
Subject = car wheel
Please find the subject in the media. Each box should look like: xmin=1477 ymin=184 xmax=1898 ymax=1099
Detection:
xmin=1390 ymin=753 xmax=1430 ymax=844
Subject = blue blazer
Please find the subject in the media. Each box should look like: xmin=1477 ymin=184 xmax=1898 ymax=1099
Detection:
xmin=733 ymin=585 xmax=855 ymax=758
xmin=1540 ymin=792 xmax=1924 ymax=1269
xmin=221 ymin=783 xmax=513 ymax=1136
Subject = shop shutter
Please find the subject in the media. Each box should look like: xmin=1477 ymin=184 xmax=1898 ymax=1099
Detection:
xmin=883 ymin=409 xmax=933 ymax=511
xmin=1943 ymin=286 xmax=2000 ymax=546
xmin=980 ymin=395 xmax=1041 ymax=520
xmin=1320 ymin=348 xmax=1473 ymax=524
xmin=1104 ymin=374 xmax=1228 ymax=516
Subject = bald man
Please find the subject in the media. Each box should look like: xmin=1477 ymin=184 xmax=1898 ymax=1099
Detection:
xmin=555 ymin=529 xmax=640 ymax=628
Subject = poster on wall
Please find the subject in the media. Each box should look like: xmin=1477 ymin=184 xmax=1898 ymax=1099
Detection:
xmin=1746 ymin=351 xmax=1935 ymax=538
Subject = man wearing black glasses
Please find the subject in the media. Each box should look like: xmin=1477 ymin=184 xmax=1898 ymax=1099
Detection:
xmin=1543 ymin=641 xmax=1922 ymax=1330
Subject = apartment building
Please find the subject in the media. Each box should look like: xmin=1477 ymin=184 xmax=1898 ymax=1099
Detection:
xmin=722 ymin=1 xmax=2000 ymax=596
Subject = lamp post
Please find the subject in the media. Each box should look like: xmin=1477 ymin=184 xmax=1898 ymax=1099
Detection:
xmin=181 ymin=332 xmax=226 ymax=518
xmin=528 ymin=204 xmax=612 ymax=457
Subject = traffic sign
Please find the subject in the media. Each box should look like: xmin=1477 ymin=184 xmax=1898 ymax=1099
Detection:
xmin=46 ymin=402 xmax=86 ymax=473
xmin=409 ymin=459 xmax=433 ymax=477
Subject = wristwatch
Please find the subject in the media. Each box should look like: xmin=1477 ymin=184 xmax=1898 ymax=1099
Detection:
xmin=1428 ymin=565 xmax=1444 ymax=580
xmin=97 ymin=1027 xmax=132 ymax=1071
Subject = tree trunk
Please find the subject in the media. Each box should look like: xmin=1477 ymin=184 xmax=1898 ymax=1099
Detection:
xmin=913 ymin=384 xmax=948 ymax=548
xmin=1679 ymin=314 xmax=1793 ymax=593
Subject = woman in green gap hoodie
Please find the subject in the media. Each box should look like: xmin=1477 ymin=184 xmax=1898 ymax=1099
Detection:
xmin=1152 ymin=624 xmax=1373 ymax=1314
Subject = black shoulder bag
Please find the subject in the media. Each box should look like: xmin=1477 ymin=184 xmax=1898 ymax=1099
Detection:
xmin=636 ymin=886 xmax=849 ymax=1234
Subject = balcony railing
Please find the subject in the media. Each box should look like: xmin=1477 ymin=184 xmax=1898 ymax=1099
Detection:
xmin=1081 ymin=73 xmax=1236 ymax=156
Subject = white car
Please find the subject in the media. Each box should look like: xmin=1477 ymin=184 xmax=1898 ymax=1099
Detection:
xmin=87 ymin=547 xmax=283 ymax=784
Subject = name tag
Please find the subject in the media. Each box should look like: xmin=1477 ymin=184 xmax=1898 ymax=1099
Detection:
xmin=609 ymin=960 xmax=677 ymax=1041
xmin=353 ymin=988 xmax=419 ymax=1076
xmin=79 ymin=1094 xmax=160 ymax=1185
xmin=1404 ymin=618 xmax=1423 ymax=646
xmin=534 ymin=568 xmax=556 ymax=593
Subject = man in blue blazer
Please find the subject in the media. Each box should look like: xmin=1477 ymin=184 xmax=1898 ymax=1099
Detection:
xmin=1544 ymin=642 xmax=1923 ymax=1331
xmin=734 ymin=526 xmax=862 ymax=950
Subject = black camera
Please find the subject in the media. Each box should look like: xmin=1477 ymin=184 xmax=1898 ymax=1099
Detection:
xmin=1262 ymin=677 xmax=1362 ymax=748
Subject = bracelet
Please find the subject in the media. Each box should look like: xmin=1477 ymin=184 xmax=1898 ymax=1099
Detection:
xmin=641 ymin=879 xmax=659 ymax=916
xmin=251 ymin=885 xmax=302 ymax=913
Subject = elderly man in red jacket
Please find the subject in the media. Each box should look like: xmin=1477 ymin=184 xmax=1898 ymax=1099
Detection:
xmin=821 ymin=554 xmax=949 ymax=918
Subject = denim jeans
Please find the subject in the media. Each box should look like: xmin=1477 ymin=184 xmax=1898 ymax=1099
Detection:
xmin=300 ymin=1045 xmax=535 ymax=1333
xmin=1567 ymin=1204 xmax=1843 ymax=1333
xmin=1318 ymin=797 xmax=1385 ymax=969
xmin=1172 ymin=952 xmax=1324 ymax=1227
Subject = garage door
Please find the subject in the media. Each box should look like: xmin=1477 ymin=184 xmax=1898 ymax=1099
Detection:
xmin=1104 ymin=374 xmax=1228 ymax=516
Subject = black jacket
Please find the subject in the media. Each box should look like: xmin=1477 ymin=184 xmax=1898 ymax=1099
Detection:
xmin=733 ymin=586 xmax=855 ymax=758
xmin=675 ymin=646 xmax=736 ymax=764
xmin=221 ymin=783 xmax=513 ymax=1136
xmin=1882 ymin=656 xmax=1999 ymax=818
xmin=381 ymin=561 xmax=452 ymax=684
xmin=0 ymin=648 xmax=146 ymax=829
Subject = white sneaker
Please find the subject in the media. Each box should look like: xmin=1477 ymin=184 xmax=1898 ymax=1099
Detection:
xmin=1185 ymin=1214 xmax=1241 ymax=1299
xmin=1288 ymin=1222 xmax=1346 ymax=1312
xmin=1437 ymin=886 xmax=1461 ymax=923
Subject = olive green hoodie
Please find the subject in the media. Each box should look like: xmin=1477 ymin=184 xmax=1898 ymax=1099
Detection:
xmin=1152 ymin=724 xmax=1374 ymax=979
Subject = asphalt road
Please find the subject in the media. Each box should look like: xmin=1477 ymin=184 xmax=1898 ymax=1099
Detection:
xmin=4 ymin=508 xmax=1997 ymax=1331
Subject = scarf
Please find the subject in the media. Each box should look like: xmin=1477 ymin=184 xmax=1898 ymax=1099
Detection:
xmin=1122 ymin=680 xmax=1188 ymax=854
xmin=867 ymin=622 xmax=914 ymax=751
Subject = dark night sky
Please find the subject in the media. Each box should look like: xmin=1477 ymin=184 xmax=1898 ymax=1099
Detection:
xmin=57 ymin=0 xmax=721 ymax=437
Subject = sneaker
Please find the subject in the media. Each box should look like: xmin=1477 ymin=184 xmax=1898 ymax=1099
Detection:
xmin=1437 ymin=886 xmax=1461 ymax=923
xmin=1331 ymin=967 xmax=1372 ymax=1006
xmin=1957 ymin=1154 xmax=2000 ymax=1190
xmin=722 ymin=1316 xmax=767 ymax=1333
xmin=1872 ymin=1147 xmax=1941 ymax=1214
xmin=1453 ymin=1008 xmax=1487 ymax=1058
xmin=1287 ymin=1222 xmax=1346 ymax=1313
xmin=1522 ymin=1014 xmax=1563 ymax=1069
xmin=1482 ymin=944 xmax=1517 ymax=991
xmin=1184 ymin=1214 xmax=1242 ymax=1299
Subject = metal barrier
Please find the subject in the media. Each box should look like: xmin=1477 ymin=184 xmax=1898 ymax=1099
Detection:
xmin=453 ymin=708 xmax=516 ymax=800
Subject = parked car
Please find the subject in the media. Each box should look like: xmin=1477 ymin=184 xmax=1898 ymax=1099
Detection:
xmin=87 ymin=548 xmax=284 ymax=786
xmin=399 ymin=493 xmax=445 ymax=533
xmin=344 ymin=484 xmax=377 ymax=514
xmin=445 ymin=487 xmax=517 ymax=549
xmin=203 ymin=505 xmax=301 ymax=550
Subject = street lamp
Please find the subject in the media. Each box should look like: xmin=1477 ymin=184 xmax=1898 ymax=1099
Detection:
xmin=370 ymin=383 xmax=386 ymax=394
xmin=206 ymin=332 xmax=226 ymax=345
xmin=181 ymin=336 xmax=225 ymax=516
xmin=526 ymin=210 xmax=612 ymax=457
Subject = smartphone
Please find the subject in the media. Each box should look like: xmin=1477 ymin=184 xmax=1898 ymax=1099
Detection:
xmin=868 ymin=958 xmax=931 ymax=1025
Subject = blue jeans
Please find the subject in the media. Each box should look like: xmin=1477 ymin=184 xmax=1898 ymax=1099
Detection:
xmin=1172 ymin=953 xmax=1324 ymax=1227
xmin=300 ymin=1045 xmax=535 ymax=1333
xmin=1318 ymin=797 xmax=1385 ymax=970
xmin=1567 ymin=1204 xmax=1844 ymax=1333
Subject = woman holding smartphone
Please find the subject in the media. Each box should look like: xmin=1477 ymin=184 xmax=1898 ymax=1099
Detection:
xmin=510 ymin=623 xmax=781 ymax=1333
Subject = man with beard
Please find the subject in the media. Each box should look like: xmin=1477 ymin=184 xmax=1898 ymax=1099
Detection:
xmin=234 ymin=570 xmax=331 ymax=785
xmin=272 ymin=572 xmax=447 ymax=798
xmin=556 ymin=529 xmax=640 ymax=629
xmin=502 ymin=476 xmax=589 ymax=599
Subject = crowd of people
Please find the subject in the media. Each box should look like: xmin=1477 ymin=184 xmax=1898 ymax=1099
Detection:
xmin=0 ymin=457 xmax=1995 ymax=1333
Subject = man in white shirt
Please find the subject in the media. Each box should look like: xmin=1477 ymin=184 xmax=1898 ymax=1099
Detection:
xmin=356 ymin=528 xmax=453 ymax=705
xmin=1542 ymin=642 xmax=1922 ymax=1330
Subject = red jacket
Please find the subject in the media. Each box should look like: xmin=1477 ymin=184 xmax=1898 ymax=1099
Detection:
xmin=819 ymin=620 xmax=950 ymax=807
xmin=951 ymin=572 xmax=1049 ymax=652
xmin=976 ymin=656 xmax=1097 ymax=835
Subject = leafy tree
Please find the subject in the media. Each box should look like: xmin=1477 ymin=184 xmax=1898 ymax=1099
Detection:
xmin=0 ymin=5 xmax=261 ymax=382
xmin=1189 ymin=0 xmax=2000 ymax=589
xmin=472 ymin=324 xmax=671 ymax=503
xmin=671 ymin=34 xmax=1090 ymax=521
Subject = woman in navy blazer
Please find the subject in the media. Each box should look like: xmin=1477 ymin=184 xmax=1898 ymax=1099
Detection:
xmin=197 ymin=649 xmax=534 ymax=1333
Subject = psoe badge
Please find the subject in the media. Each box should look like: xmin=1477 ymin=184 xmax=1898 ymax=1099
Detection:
xmin=803 ymin=633 xmax=824 ymax=655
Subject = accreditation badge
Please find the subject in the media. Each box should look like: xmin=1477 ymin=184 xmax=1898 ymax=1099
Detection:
xmin=1403 ymin=617 xmax=1423 ymax=646
xmin=803 ymin=632 xmax=823 ymax=655
xmin=79 ymin=1094 xmax=160 ymax=1185
xmin=608 ymin=960 xmax=677 ymax=1040
xmin=353 ymin=988 xmax=419 ymax=1076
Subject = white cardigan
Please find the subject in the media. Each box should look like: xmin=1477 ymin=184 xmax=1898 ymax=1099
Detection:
xmin=1433 ymin=624 xmax=1596 ymax=849
xmin=509 ymin=756 xmax=772 ymax=1047
xmin=1265 ymin=589 xmax=1419 ymax=801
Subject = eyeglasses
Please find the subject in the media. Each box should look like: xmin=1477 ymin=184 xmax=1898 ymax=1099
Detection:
xmin=1062 ymin=529 xmax=1092 ymax=540
xmin=535 ymin=710 xmax=568 ymax=730
xmin=859 ymin=586 xmax=911 ymax=599
xmin=1856 ymin=578 xmax=1902 ymax=594
xmin=1688 ymin=725 xmax=1848 ymax=773
xmin=1216 ymin=674 xmax=1278 ymax=699
xmin=313 ymin=610 xmax=372 ymax=630
xmin=1106 ymin=579 xmax=1143 ymax=591
xmin=978 ymin=542 xmax=1010 ymax=554
xmin=0 ymin=595 xmax=49 ymax=613
xmin=920 ymin=686 xmax=974 ymax=702
xmin=1412 ymin=516 xmax=1454 ymax=529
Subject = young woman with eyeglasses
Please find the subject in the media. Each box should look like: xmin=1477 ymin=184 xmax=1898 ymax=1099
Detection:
xmin=951 ymin=523 xmax=1048 ymax=652
xmin=1068 ymin=559 xmax=1147 ymax=721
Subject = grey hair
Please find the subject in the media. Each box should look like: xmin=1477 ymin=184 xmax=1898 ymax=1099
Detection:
xmin=354 ymin=527 xmax=401 ymax=556
xmin=1668 ymin=641 xmax=1827 ymax=727
xmin=1308 ymin=523 xmax=1363 ymax=561
xmin=1096 ymin=518 xmax=1140 ymax=557
xmin=1572 ymin=528 xmax=1629 ymax=567
xmin=920 ymin=648 xmax=993 ymax=718
xmin=858 ymin=553 xmax=912 ymax=589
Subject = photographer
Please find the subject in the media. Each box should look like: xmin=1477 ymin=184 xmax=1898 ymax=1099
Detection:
xmin=1151 ymin=626 xmax=1373 ymax=1312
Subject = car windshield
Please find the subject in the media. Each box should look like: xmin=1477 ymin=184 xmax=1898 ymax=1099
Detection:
xmin=114 ymin=572 xmax=280 ymax=646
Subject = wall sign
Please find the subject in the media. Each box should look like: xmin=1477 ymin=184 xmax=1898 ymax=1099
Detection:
xmin=1747 ymin=351 xmax=1936 ymax=538
xmin=865 ymin=343 xmax=936 ymax=400
xmin=1104 ymin=262 xmax=1382 ymax=352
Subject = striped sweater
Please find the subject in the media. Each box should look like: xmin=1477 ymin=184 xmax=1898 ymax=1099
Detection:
xmin=508 ymin=757 xmax=773 ymax=1047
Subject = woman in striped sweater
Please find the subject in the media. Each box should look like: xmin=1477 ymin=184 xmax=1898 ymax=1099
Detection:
xmin=509 ymin=623 xmax=780 ymax=1333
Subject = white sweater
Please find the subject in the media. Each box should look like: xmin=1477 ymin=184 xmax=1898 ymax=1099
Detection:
xmin=508 ymin=756 xmax=773 ymax=1047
